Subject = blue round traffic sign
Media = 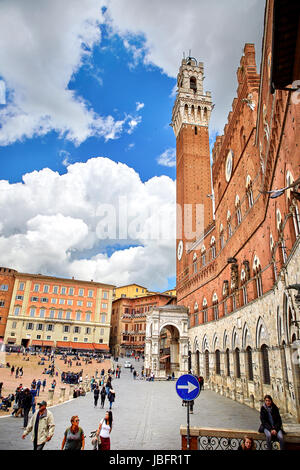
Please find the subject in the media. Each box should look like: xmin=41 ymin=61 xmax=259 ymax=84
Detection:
xmin=176 ymin=374 xmax=200 ymax=401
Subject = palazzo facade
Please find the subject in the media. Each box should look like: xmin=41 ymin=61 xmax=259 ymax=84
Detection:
xmin=173 ymin=0 xmax=300 ymax=421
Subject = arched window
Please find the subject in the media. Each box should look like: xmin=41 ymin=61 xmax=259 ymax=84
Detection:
xmin=246 ymin=346 xmax=254 ymax=381
xmin=220 ymin=224 xmax=224 ymax=249
xmin=215 ymin=349 xmax=221 ymax=375
xmin=246 ymin=175 xmax=254 ymax=208
xmin=226 ymin=348 xmax=230 ymax=377
xmin=211 ymin=236 xmax=216 ymax=260
xmin=235 ymin=348 xmax=241 ymax=378
xmin=201 ymin=245 xmax=206 ymax=266
xmin=235 ymin=195 xmax=242 ymax=225
xmin=190 ymin=76 xmax=197 ymax=91
xmin=212 ymin=293 xmax=219 ymax=320
xmin=253 ymin=255 xmax=263 ymax=297
xmin=261 ymin=344 xmax=271 ymax=385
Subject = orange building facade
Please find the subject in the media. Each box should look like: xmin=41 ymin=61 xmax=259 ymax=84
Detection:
xmin=173 ymin=0 xmax=300 ymax=420
xmin=111 ymin=293 xmax=176 ymax=357
xmin=1 ymin=268 xmax=114 ymax=353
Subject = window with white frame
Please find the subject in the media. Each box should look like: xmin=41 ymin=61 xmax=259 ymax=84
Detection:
xmin=74 ymin=326 xmax=80 ymax=333
xmin=30 ymin=308 xmax=36 ymax=317
xmin=101 ymin=314 xmax=106 ymax=323
xmin=88 ymin=290 xmax=94 ymax=298
xmin=58 ymin=310 xmax=63 ymax=319
xmin=50 ymin=310 xmax=55 ymax=319
xmin=59 ymin=299 xmax=65 ymax=305
xmin=87 ymin=301 xmax=92 ymax=308
xmin=68 ymin=287 xmax=74 ymax=295
xmin=242 ymin=285 xmax=248 ymax=305
xmin=78 ymin=288 xmax=84 ymax=296
xmin=76 ymin=312 xmax=81 ymax=321
xmin=61 ymin=287 xmax=66 ymax=295
xmin=67 ymin=299 xmax=73 ymax=306
xmin=53 ymin=286 xmax=59 ymax=294
xmin=26 ymin=323 xmax=34 ymax=330
xmin=85 ymin=313 xmax=91 ymax=322
xmin=86 ymin=327 xmax=91 ymax=334
xmin=102 ymin=303 xmax=107 ymax=309
xmin=0 ymin=284 xmax=8 ymax=291
xmin=40 ymin=309 xmax=45 ymax=318
xmin=33 ymin=284 xmax=40 ymax=292
xmin=51 ymin=298 xmax=57 ymax=304
xmin=63 ymin=325 xmax=70 ymax=333
xmin=16 ymin=295 xmax=23 ymax=301
xmin=0 ymin=301 xmax=5 ymax=307
xmin=103 ymin=291 xmax=108 ymax=299
xmin=14 ymin=306 xmax=20 ymax=315
xmin=77 ymin=300 xmax=83 ymax=306
xmin=19 ymin=282 xmax=25 ymax=291
xmin=47 ymin=324 xmax=54 ymax=331
xmin=66 ymin=311 xmax=71 ymax=320
xmin=12 ymin=321 xmax=17 ymax=329
xmin=37 ymin=324 xmax=43 ymax=331
xmin=43 ymin=285 xmax=49 ymax=293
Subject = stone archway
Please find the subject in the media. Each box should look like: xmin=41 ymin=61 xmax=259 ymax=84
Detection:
xmin=144 ymin=305 xmax=189 ymax=379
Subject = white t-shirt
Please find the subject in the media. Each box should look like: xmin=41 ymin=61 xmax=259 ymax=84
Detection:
xmin=100 ymin=419 xmax=111 ymax=438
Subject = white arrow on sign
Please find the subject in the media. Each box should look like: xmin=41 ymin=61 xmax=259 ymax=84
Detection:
xmin=177 ymin=381 xmax=198 ymax=394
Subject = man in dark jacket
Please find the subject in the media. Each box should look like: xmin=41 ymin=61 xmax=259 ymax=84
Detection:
xmin=259 ymin=395 xmax=285 ymax=450
xmin=22 ymin=388 xmax=33 ymax=428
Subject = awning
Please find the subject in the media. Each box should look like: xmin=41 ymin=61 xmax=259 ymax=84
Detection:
xmin=93 ymin=343 xmax=109 ymax=351
xmin=160 ymin=355 xmax=170 ymax=361
xmin=69 ymin=342 xmax=94 ymax=350
xmin=31 ymin=340 xmax=43 ymax=346
xmin=56 ymin=341 xmax=71 ymax=348
xmin=43 ymin=341 xmax=54 ymax=347
xmin=7 ymin=338 xmax=16 ymax=343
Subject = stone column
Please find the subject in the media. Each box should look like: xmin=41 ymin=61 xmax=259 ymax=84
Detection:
xmin=48 ymin=389 xmax=54 ymax=406
xmin=59 ymin=387 xmax=66 ymax=403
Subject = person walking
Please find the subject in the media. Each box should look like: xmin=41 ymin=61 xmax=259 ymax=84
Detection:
xmin=61 ymin=415 xmax=85 ymax=450
xmin=15 ymin=367 xmax=19 ymax=379
xmin=107 ymin=388 xmax=115 ymax=410
xmin=100 ymin=386 xmax=106 ymax=409
xmin=36 ymin=379 xmax=41 ymax=397
xmin=22 ymin=388 xmax=33 ymax=428
xmin=22 ymin=401 xmax=55 ymax=450
xmin=10 ymin=365 xmax=14 ymax=376
xmin=133 ymin=370 xmax=137 ymax=380
xmin=259 ymin=395 xmax=285 ymax=450
xmin=96 ymin=411 xmax=113 ymax=450
xmin=30 ymin=385 xmax=38 ymax=415
xmin=94 ymin=385 xmax=100 ymax=407
xmin=42 ymin=379 xmax=46 ymax=392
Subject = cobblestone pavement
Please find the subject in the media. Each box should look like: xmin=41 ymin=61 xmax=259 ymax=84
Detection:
xmin=0 ymin=358 xmax=261 ymax=450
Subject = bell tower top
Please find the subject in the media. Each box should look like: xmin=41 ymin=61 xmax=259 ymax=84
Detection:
xmin=171 ymin=57 xmax=212 ymax=137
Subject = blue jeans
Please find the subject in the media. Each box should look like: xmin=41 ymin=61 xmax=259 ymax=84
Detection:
xmin=264 ymin=429 xmax=284 ymax=450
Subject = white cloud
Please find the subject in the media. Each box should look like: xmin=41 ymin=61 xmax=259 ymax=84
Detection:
xmin=0 ymin=157 xmax=176 ymax=290
xmin=157 ymin=148 xmax=176 ymax=168
xmin=104 ymin=0 xmax=265 ymax=135
xmin=0 ymin=0 xmax=141 ymax=146
xmin=136 ymin=102 xmax=144 ymax=111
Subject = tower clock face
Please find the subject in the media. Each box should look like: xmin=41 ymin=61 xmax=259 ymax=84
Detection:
xmin=225 ymin=150 xmax=233 ymax=182
xmin=177 ymin=240 xmax=183 ymax=261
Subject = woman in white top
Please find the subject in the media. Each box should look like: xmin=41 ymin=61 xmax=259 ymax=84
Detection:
xmin=96 ymin=411 xmax=113 ymax=450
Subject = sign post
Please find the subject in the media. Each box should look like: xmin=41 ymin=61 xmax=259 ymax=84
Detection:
xmin=176 ymin=374 xmax=200 ymax=450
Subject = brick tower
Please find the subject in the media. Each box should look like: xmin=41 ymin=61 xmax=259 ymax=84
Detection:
xmin=171 ymin=57 xmax=213 ymax=279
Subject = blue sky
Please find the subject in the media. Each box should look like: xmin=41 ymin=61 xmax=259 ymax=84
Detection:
xmin=0 ymin=0 xmax=264 ymax=292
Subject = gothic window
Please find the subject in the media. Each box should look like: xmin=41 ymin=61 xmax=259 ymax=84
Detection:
xmin=226 ymin=349 xmax=230 ymax=377
xmin=235 ymin=195 xmax=242 ymax=225
xmin=215 ymin=350 xmax=221 ymax=375
xmin=280 ymin=237 xmax=288 ymax=264
xmin=242 ymin=285 xmax=248 ymax=305
xmin=227 ymin=211 xmax=232 ymax=238
xmin=246 ymin=175 xmax=254 ymax=208
xmin=246 ymin=346 xmax=254 ymax=381
xmin=261 ymin=344 xmax=271 ymax=385
xmin=211 ymin=236 xmax=216 ymax=260
xmin=190 ymin=76 xmax=197 ymax=91
xmin=256 ymin=272 xmax=263 ymax=297
xmin=235 ymin=348 xmax=241 ymax=379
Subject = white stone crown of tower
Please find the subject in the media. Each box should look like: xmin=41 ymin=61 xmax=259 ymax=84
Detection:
xmin=171 ymin=57 xmax=212 ymax=137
